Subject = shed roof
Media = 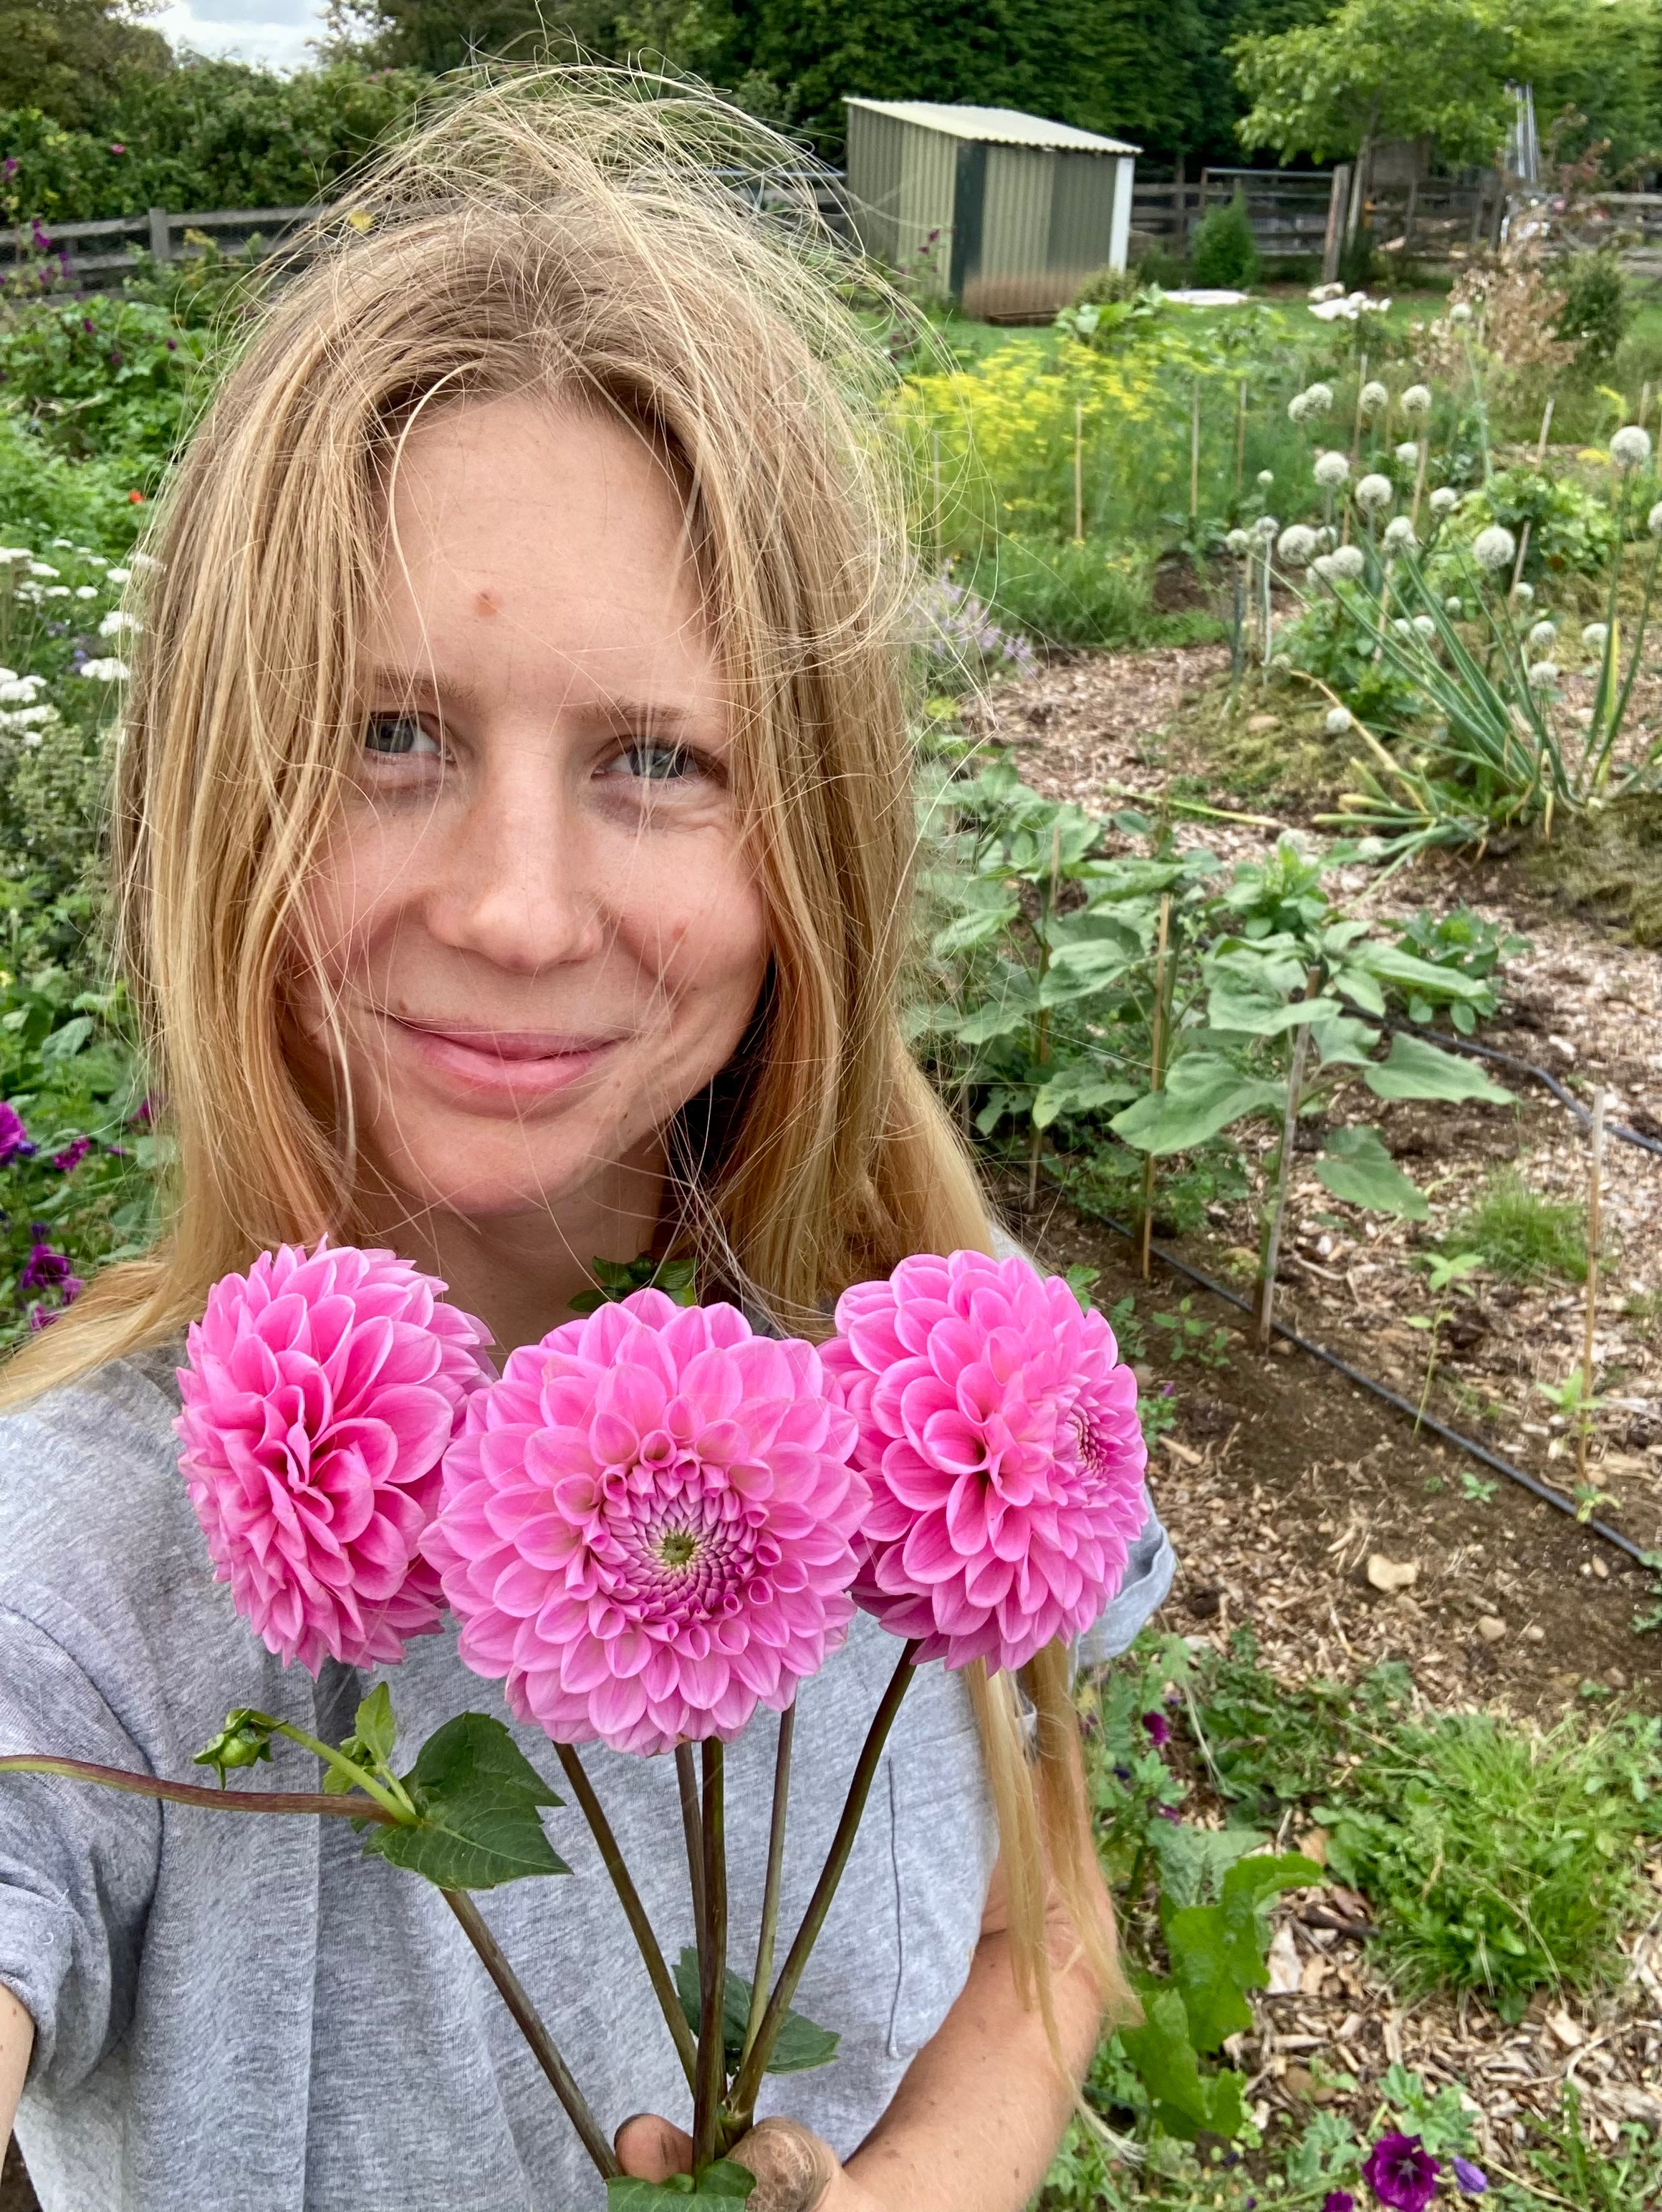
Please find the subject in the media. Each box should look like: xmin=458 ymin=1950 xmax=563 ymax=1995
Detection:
xmin=843 ymin=99 xmax=1140 ymax=156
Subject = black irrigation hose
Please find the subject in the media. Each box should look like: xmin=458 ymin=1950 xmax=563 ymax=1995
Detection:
xmin=1071 ymin=1198 xmax=1655 ymax=1572
xmin=1385 ymin=1020 xmax=1662 ymax=1162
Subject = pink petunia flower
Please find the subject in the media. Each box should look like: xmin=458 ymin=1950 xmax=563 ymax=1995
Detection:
xmin=822 ymin=1251 xmax=1148 ymax=1673
xmin=423 ymin=1290 xmax=868 ymax=1756
xmin=176 ymin=1242 xmax=489 ymax=1672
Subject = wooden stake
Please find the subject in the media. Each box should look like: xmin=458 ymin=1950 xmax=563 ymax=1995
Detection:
xmin=1350 ymin=351 xmax=1368 ymax=463
xmin=1235 ymin=378 xmax=1247 ymax=495
xmin=1577 ymin=1087 xmax=1606 ymax=1488
xmin=1188 ymin=380 xmax=1201 ymax=536
xmin=1411 ymin=433 xmax=1428 ymax=529
xmin=1072 ymin=400 xmax=1085 ymax=545
xmin=1138 ymin=894 xmax=1173 ymax=1279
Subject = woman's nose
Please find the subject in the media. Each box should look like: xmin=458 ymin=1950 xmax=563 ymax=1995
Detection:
xmin=423 ymin=751 xmax=608 ymax=975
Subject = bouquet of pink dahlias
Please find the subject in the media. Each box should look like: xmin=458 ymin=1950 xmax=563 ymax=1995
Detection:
xmin=1 ymin=1241 xmax=1150 ymax=2208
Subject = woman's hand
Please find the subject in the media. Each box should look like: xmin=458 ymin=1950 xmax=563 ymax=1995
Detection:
xmin=614 ymin=2113 xmax=884 ymax=2212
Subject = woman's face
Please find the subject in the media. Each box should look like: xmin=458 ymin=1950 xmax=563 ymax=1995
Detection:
xmin=292 ymin=393 xmax=769 ymax=1223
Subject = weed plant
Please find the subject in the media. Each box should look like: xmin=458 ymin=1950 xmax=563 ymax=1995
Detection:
xmin=1449 ymin=1168 xmax=1588 ymax=1283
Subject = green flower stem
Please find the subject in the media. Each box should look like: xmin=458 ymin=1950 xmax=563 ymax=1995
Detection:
xmin=739 ymin=1698 xmax=796 ymax=2074
xmin=693 ymin=1739 xmax=727 ymax=2175
xmin=726 ymin=1640 xmax=921 ymax=2131
xmin=676 ymin=1741 xmax=706 ymax=1975
xmin=257 ymin=1716 xmax=416 ymax=1825
xmin=442 ymin=1886 xmax=620 ymax=2180
xmin=554 ymin=1741 xmax=698 ymax=2090
xmin=1603 ymin=532 xmax=1662 ymax=792
xmin=0 ymin=1752 xmax=397 ymax=1822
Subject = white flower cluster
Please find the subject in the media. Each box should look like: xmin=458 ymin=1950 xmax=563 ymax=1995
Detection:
xmin=1383 ymin=516 xmax=1417 ymax=552
xmin=1288 ymin=382 xmax=1335 ymax=425
xmin=1225 ymin=528 xmax=1252 ymax=557
xmin=97 ymin=608 xmax=141 ymax=639
xmin=1359 ymin=380 xmax=1389 ymax=417
xmin=1428 ymin=486 xmax=1459 ymax=515
xmin=1399 ymin=385 xmax=1433 ymax=418
xmin=1582 ymin=621 xmax=1610 ymax=652
xmin=1527 ymin=619 xmax=1557 ymax=652
xmin=1394 ymin=441 xmax=1421 ymax=468
xmin=1355 ymin=473 xmax=1393 ymax=514
xmin=1611 ymin=424 xmax=1653 ymax=470
xmin=1472 ymin=524 xmax=1517 ymax=573
xmin=1312 ymin=545 xmax=1365 ymax=583
xmin=1276 ymin=524 xmax=1318 ymax=567
xmin=1527 ymin=660 xmax=1559 ymax=690
xmin=1324 ymin=705 xmax=1353 ymax=734
xmin=1313 ymin=450 xmax=1350 ymax=489
xmin=76 ymin=657 xmax=130 ymax=683
xmin=1413 ymin=614 xmax=1437 ymax=638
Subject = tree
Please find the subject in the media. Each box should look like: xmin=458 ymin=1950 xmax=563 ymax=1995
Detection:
xmin=0 ymin=0 xmax=170 ymax=132
xmin=1231 ymin=0 xmax=1519 ymax=170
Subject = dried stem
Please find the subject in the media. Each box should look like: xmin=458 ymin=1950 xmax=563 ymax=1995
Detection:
xmin=554 ymin=1743 xmax=697 ymax=2090
xmin=443 ymin=1888 xmax=619 ymax=2180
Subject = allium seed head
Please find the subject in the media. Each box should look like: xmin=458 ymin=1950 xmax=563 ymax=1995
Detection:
xmin=1413 ymin=614 xmax=1437 ymax=638
xmin=1400 ymin=384 xmax=1433 ymax=416
xmin=1429 ymin=486 xmax=1459 ymax=514
xmin=1512 ymin=580 xmax=1534 ymax=605
xmin=1527 ymin=660 xmax=1559 ymax=689
xmin=1325 ymin=706 xmax=1353 ymax=734
xmin=1314 ymin=450 xmax=1350 ymax=489
xmin=1329 ymin=544 xmax=1365 ymax=581
xmin=1225 ymin=528 xmax=1251 ymax=557
xmin=1359 ymin=380 xmax=1388 ymax=415
xmin=1582 ymin=621 xmax=1610 ymax=650
xmin=1472 ymin=524 xmax=1517 ymax=572
xmin=1527 ymin=618 xmax=1557 ymax=650
xmin=1355 ymin=473 xmax=1393 ymax=512
xmin=1276 ymin=524 xmax=1318 ymax=567
xmin=1611 ymin=424 xmax=1653 ymax=468
xmin=1395 ymin=441 xmax=1421 ymax=467
xmin=1255 ymin=514 xmax=1279 ymax=539
xmin=1449 ymin=302 xmax=1473 ymax=323
xmin=1383 ymin=515 xmax=1417 ymax=551
xmin=1257 ymin=468 xmax=1275 ymax=487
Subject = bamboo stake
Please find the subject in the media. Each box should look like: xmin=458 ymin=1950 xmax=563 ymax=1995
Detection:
xmin=1138 ymin=895 xmax=1173 ymax=1279
xmin=1072 ymin=401 xmax=1085 ymax=544
xmin=1234 ymin=378 xmax=1247 ymax=495
xmin=1534 ymin=393 xmax=1555 ymax=463
xmin=1350 ymin=352 xmax=1368 ymax=463
xmin=1188 ymin=380 xmax=1201 ymax=537
xmin=1577 ymin=1087 xmax=1606 ymax=1488
xmin=1411 ymin=433 xmax=1428 ymax=529
xmin=1256 ymin=971 xmax=1320 ymax=1350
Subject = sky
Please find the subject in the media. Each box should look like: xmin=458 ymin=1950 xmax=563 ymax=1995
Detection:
xmin=152 ymin=0 xmax=332 ymax=72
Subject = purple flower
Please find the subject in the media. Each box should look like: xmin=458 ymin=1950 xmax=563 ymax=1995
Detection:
xmin=0 ymin=1103 xmax=34 ymax=1165
xmin=20 ymin=1234 xmax=75 ymax=1294
xmin=1323 ymin=2196 xmax=1355 ymax=2212
xmin=27 ymin=1278 xmax=80 ymax=1330
xmin=1154 ymin=1802 xmax=1181 ymax=1822
xmin=52 ymin=1137 xmax=90 ymax=1173
xmin=1452 ymin=2158 xmax=1488 ymax=2196
xmin=1141 ymin=1709 xmax=1172 ymax=1747
xmin=109 ymin=349 xmax=123 ymax=368
xmin=1 ymin=157 xmax=16 ymax=177
xmin=1362 ymin=2134 xmax=1440 ymax=2212
xmin=82 ymin=316 xmax=95 ymax=334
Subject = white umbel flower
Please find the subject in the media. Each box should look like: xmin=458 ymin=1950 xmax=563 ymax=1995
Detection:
xmin=1527 ymin=619 xmax=1557 ymax=651
xmin=1257 ymin=468 xmax=1275 ymax=487
xmin=1314 ymin=450 xmax=1350 ymax=489
xmin=1383 ymin=515 xmax=1417 ymax=551
xmin=1325 ymin=705 xmax=1354 ymax=734
xmin=1399 ymin=385 xmax=1433 ymax=417
xmin=1310 ymin=554 xmax=1336 ymax=581
xmin=97 ymin=608 xmax=140 ymax=638
xmin=0 ymin=673 xmax=44 ymax=704
xmin=105 ymin=564 xmax=133 ymax=585
xmin=1355 ymin=473 xmax=1393 ymax=512
xmin=1287 ymin=392 xmax=1312 ymax=424
xmin=76 ymin=656 xmax=129 ymax=682
xmin=1277 ymin=524 xmax=1319 ymax=567
xmin=1395 ymin=441 xmax=1421 ymax=467
xmin=1429 ymin=486 xmax=1459 ymax=515
xmin=1472 ymin=524 xmax=1517 ymax=572
xmin=1527 ymin=660 xmax=1559 ymax=689
xmin=1329 ymin=545 xmax=1365 ymax=581
xmin=1582 ymin=621 xmax=1610 ymax=651
xmin=1611 ymin=424 xmax=1652 ymax=469
xmin=1359 ymin=380 xmax=1389 ymax=416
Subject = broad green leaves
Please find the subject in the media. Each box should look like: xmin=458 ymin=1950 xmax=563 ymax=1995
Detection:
xmin=607 ymin=2165 xmax=756 ymax=2206
xmin=1314 ymin=1125 xmax=1429 ymax=1221
xmin=1112 ymin=1054 xmax=1284 ymax=1156
xmin=1118 ymin=1985 xmax=1248 ymax=2141
xmin=672 ymin=1948 xmax=840 ymax=2076
xmin=362 ymin=1713 xmax=570 ymax=1892
xmin=1363 ymin=1032 xmax=1512 ymax=1105
xmin=1163 ymin=1852 xmax=1323 ymax=2052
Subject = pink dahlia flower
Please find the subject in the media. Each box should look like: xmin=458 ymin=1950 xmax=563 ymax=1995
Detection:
xmin=176 ymin=1242 xmax=489 ymax=1672
xmin=822 ymin=1250 xmax=1148 ymax=1673
xmin=423 ymin=1290 xmax=868 ymax=1756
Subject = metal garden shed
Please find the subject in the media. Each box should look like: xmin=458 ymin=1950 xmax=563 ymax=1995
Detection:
xmin=843 ymin=99 xmax=1140 ymax=320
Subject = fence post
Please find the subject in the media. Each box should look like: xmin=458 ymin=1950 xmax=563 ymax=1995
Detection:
xmin=1322 ymin=166 xmax=1350 ymax=283
xmin=147 ymin=207 xmax=172 ymax=264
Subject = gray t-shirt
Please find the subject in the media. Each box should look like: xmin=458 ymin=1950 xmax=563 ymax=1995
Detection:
xmin=0 ymin=1350 xmax=1173 ymax=2212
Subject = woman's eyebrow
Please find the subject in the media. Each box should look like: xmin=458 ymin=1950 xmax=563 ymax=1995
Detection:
xmin=360 ymin=668 xmax=714 ymax=734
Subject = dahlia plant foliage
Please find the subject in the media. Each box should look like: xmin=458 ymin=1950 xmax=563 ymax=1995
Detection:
xmin=1 ymin=1238 xmax=1149 ymax=2204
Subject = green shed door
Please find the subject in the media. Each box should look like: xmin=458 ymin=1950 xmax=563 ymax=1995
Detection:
xmin=1047 ymin=150 xmax=1116 ymax=278
xmin=948 ymin=140 xmax=986 ymax=299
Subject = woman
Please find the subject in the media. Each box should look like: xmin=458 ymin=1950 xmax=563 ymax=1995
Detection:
xmin=0 ymin=80 xmax=1172 ymax=2212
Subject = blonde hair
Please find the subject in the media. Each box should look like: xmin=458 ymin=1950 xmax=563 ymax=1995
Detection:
xmin=4 ymin=72 xmax=1128 ymax=2040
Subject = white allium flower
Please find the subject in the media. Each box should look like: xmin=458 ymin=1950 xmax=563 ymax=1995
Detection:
xmin=1314 ymin=450 xmax=1350 ymax=489
xmin=1255 ymin=514 xmax=1280 ymax=539
xmin=1527 ymin=660 xmax=1559 ymax=689
xmin=27 ymin=562 xmax=58 ymax=580
xmin=1429 ymin=486 xmax=1459 ymax=514
xmin=104 ymin=564 xmax=132 ymax=585
xmin=1225 ymin=528 xmax=1252 ymax=557
xmin=1394 ymin=617 xmax=1416 ymax=636
xmin=1395 ymin=441 xmax=1421 ymax=467
xmin=1355 ymin=473 xmax=1394 ymax=512
xmin=1611 ymin=424 xmax=1653 ymax=469
xmin=1304 ymin=382 xmax=1335 ymax=414
xmin=49 ymin=537 xmax=72 ymax=549
xmin=1512 ymin=580 xmax=1534 ymax=606
xmin=1449 ymin=302 xmax=1473 ymax=324
xmin=1276 ymin=524 xmax=1319 ymax=567
xmin=1288 ymin=393 xmax=1312 ymax=425
xmin=1650 ymin=499 xmax=1662 ymax=537
xmin=1400 ymin=384 xmax=1433 ymax=417
xmin=1257 ymin=469 xmax=1275 ymax=488
xmin=1472 ymin=524 xmax=1517 ymax=572
xmin=1413 ymin=614 xmax=1438 ymax=638
xmin=1446 ymin=596 xmax=1464 ymax=615
xmin=1527 ymin=619 xmax=1557 ymax=651
xmin=1317 ymin=526 xmax=1337 ymax=549
xmin=1311 ymin=554 xmax=1337 ymax=581
xmin=75 ymin=657 xmax=130 ymax=682
xmin=1582 ymin=621 xmax=1610 ymax=651
xmin=1359 ymin=380 xmax=1389 ymax=416
xmin=1329 ymin=545 xmax=1366 ymax=581
xmin=1383 ymin=515 xmax=1417 ymax=551
xmin=97 ymin=609 xmax=140 ymax=638
xmin=1325 ymin=706 xmax=1354 ymax=734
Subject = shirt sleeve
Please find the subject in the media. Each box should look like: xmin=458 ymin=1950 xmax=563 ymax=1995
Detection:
xmin=0 ymin=1604 xmax=160 ymax=2092
xmin=1075 ymin=1501 xmax=1176 ymax=1665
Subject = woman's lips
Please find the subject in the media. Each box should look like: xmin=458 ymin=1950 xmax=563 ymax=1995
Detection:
xmin=385 ymin=1017 xmax=625 ymax=1103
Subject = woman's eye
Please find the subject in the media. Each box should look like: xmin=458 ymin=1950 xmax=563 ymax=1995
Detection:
xmin=363 ymin=711 xmax=441 ymax=759
xmin=610 ymin=739 xmax=698 ymax=783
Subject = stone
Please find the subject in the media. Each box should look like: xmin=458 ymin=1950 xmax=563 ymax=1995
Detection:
xmin=1477 ymin=1615 xmax=1507 ymax=1643
xmin=1366 ymin=1553 xmax=1419 ymax=1593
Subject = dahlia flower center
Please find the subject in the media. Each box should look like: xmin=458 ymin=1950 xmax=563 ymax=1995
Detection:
xmin=654 ymin=1527 xmax=700 ymax=1569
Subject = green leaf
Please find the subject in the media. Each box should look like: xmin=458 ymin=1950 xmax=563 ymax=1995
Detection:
xmin=1117 ymin=1986 xmax=1247 ymax=2141
xmin=1206 ymin=966 xmax=1341 ymax=1037
xmin=672 ymin=1948 xmax=839 ymax=2076
xmin=362 ymin=1713 xmax=569 ymax=1891
xmin=1110 ymin=1053 xmax=1284 ymax=1158
xmin=1347 ymin=943 xmax=1489 ymax=1003
xmin=351 ymin=1682 xmax=397 ymax=1769
xmin=1314 ymin=1125 xmax=1429 ymax=1221
xmin=1363 ymin=1032 xmax=1512 ymax=1105
xmin=1145 ymin=1823 xmax=1267 ymax=1911
xmin=1163 ymin=1852 xmax=1322 ymax=2053
xmin=1031 ymin=1066 xmax=1140 ymax=1130
xmin=605 ymin=2163 xmax=757 ymax=2206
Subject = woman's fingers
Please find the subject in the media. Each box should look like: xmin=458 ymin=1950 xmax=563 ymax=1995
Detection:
xmin=729 ymin=2117 xmax=840 ymax=2212
xmin=614 ymin=2112 xmax=696 ymax=2180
